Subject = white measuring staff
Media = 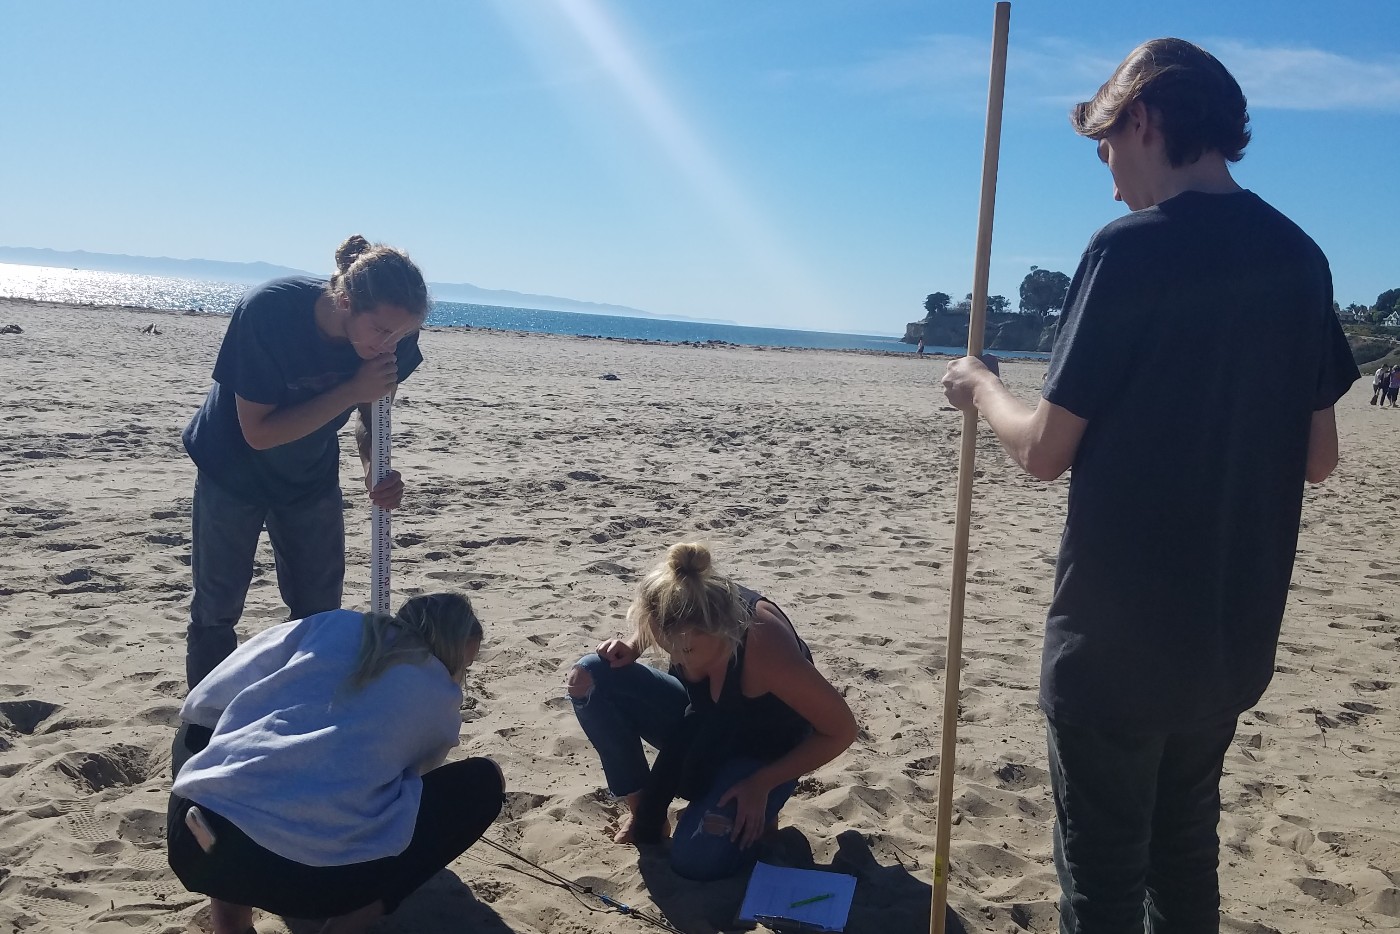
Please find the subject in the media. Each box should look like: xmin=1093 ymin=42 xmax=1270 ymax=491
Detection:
xmin=370 ymin=393 xmax=393 ymax=616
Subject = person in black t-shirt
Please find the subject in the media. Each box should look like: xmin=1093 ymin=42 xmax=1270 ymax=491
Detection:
xmin=180 ymin=235 xmax=428 ymax=689
xmin=942 ymin=39 xmax=1358 ymax=932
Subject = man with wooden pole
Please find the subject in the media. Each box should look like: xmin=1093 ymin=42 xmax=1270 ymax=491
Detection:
xmin=942 ymin=38 xmax=1357 ymax=932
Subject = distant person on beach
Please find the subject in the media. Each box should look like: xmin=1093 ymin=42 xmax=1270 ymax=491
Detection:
xmin=941 ymin=39 xmax=1357 ymax=931
xmin=565 ymin=542 xmax=857 ymax=880
xmin=1388 ymin=365 xmax=1400 ymax=407
xmin=168 ymin=593 xmax=501 ymax=934
xmin=180 ymin=235 xmax=428 ymax=689
xmin=1372 ymin=366 xmax=1387 ymax=405
xmin=916 ymin=338 xmax=926 ymax=356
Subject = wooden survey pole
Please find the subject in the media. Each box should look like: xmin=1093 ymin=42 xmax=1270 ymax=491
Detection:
xmin=930 ymin=4 xmax=1011 ymax=933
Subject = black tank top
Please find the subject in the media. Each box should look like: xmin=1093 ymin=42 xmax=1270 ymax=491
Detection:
xmin=669 ymin=585 xmax=814 ymax=760
xmin=631 ymin=586 xmax=816 ymax=839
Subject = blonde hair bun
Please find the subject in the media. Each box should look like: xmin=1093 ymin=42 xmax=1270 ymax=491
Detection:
xmin=667 ymin=541 xmax=711 ymax=577
xmin=334 ymin=234 xmax=373 ymax=273
xmin=629 ymin=542 xmax=746 ymax=654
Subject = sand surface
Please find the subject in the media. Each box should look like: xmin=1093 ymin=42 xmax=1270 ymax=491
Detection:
xmin=0 ymin=298 xmax=1396 ymax=934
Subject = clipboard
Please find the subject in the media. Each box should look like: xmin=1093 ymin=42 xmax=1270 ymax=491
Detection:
xmin=736 ymin=862 xmax=856 ymax=933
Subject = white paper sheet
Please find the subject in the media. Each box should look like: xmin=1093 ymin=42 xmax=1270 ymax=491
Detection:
xmin=736 ymin=861 xmax=857 ymax=932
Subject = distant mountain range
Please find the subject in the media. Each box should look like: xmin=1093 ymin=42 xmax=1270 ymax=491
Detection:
xmin=0 ymin=246 xmax=734 ymax=325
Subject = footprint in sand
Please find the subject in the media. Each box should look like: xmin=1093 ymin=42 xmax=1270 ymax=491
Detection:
xmin=905 ymin=755 xmax=940 ymax=773
xmin=58 ymin=804 xmax=115 ymax=844
xmin=0 ymin=700 xmax=61 ymax=734
xmin=500 ymin=791 xmax=550 ymax=821
xmin=1292 ymin=877 xmax=1357 ymax=907
xmin=1268 ymin=821 xmax=1316 ymax=854
xmin=53 ymin=745 xmax=153 ymax=793
xmin=144 ymin=532 xmax=187 ymax=546
xmin=1341 ymin=701 xmax=1382 ymax=715
xmin=41 ymin=714 xmax=116 ymax=734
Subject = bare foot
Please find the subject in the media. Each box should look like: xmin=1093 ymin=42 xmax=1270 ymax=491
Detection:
xmin=612 ymin=815 xmax=639 ymax=844
xmin=612 ymin=793 xmax=669 ymax=844
xmin=611 ymin=812 xmax=671 ymax=844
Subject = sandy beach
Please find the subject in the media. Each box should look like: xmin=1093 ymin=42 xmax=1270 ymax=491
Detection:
xmin=0 ymin=297 xmax=1396 ymax=934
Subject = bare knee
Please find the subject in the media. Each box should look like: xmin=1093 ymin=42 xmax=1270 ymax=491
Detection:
xmin=567 ymin=665 xmax=593 ymax=700
xmin=475 ymin=756 xmax=506 ymax=794
xmin=700 ymin=811 xmax=733 ymax=837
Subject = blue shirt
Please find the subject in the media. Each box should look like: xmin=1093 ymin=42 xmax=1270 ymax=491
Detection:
xmin=182 ymin=276 xmax=423 ymax=506
xmin=173 ymin=609 xmax=464 ymax=867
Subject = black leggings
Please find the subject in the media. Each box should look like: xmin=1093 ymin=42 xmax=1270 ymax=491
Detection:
xmin=167 ymin=757 xmax=504 ymax=919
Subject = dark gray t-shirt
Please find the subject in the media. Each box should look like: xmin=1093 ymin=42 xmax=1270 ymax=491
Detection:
xmin=1039 ymin=190 xmax=1358 ymax=731
xmin=182 ymin=277 xmax=422 ymax=506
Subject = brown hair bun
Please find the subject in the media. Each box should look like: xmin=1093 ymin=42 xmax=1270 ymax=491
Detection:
xmin=327 ymin=235 xmax=430 ymax=318
xmin=334 ymin=234 xmax=373 ymax=274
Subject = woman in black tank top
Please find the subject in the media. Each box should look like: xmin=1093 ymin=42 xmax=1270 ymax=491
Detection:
xmin=567 ymin=542 xmax=857 ymax=880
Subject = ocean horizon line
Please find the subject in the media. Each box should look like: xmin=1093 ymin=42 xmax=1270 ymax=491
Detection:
xmin=0 ymin=261 xmax=1044 ymax=358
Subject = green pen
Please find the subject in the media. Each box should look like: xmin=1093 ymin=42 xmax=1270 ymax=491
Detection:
xmin=789 ymin=892 xmax=835 ymax=909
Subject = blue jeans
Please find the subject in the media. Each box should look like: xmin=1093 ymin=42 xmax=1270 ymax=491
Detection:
xmin=1047 ymin=715 xmax=1237 ymax=934
xmin=186 ymin=472 xmax=345 ymax=687
xmin=569 ymin=653 xmax=798 ymax=880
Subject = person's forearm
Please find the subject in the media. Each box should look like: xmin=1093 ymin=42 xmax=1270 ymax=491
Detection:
xmin=356 ymin=414 xmax=372 ymax=475
xmin=971 ymin=373 xmax=1043 ymax=474
xmin=242 ymin=384 xmax=358 ymax=451
xmin=1305 ymin=407 xmax=1339 ymax=483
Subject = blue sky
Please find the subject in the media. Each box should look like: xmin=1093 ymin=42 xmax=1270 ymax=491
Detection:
xmin=1 ymin=1 xmax=1396 ymax=333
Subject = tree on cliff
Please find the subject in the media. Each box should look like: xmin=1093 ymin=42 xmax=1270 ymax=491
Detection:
xmin=943 ymin=292 xmax=1012 ymax=317
xmin=1019 ymin=266 xmax=1071 ymax=321
xmin=1375 ymin=288 xmax=1400 ymax=322
xmin=923 ymin=292 xmax=951 ymax=319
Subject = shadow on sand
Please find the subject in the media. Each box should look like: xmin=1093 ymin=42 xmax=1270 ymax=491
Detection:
xmin=636 ymin=829 xmax=968 ymax=934
xmin=278 ymin=868 xmax=519 ymax=934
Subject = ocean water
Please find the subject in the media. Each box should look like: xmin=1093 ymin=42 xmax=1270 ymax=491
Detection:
xmin=0 ymin=261 xmax=1022 ymax=356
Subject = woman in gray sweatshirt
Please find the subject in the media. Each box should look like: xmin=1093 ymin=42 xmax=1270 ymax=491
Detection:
xmin=168 ymin=592 xmax=502 ymax=934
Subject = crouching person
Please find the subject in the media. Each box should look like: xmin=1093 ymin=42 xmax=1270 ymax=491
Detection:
xmin=568 ymin=542 xmax=857 ymax=880
xmin=168 ymin=594 xmax=503 ymax=934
